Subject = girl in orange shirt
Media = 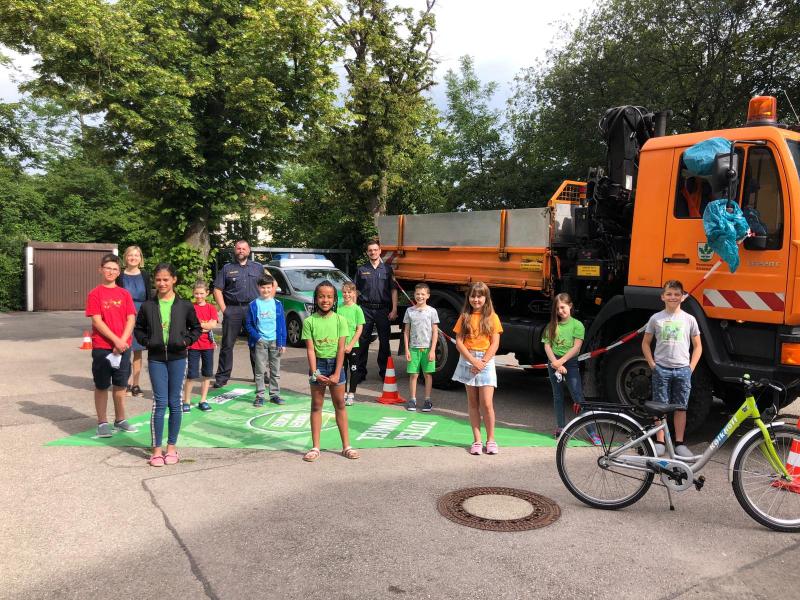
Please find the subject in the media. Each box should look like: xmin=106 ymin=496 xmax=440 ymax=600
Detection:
xmin=452 ymin=282 xmax=503 ymax=455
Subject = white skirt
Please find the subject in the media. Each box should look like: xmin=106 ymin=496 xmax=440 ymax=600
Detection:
xmin=451 ymin=350 xmax=498 ymax=387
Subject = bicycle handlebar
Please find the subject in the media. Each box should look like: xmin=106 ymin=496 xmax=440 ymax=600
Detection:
xmin=721 ymin=376 xmax=800 ymax=393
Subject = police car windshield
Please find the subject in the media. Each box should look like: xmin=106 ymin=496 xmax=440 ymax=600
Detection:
xmin=284 ymin=269 xmax=349 ymax=292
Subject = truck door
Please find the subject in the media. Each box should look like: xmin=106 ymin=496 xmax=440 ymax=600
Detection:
xmin=662 ymin=142 xmax=789 ymax=325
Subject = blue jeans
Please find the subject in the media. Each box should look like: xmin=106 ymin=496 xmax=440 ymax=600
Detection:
xmin=651 ymin=364 xmax=691 ymax=408
xmin=149 ymin=358 xmax=187 ymax=447
xmin=547 ymin=357 xmax=584 ymax=429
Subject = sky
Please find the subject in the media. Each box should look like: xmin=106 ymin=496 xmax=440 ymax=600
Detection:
xmin=0 ymin=0 xmax=595 ymax=111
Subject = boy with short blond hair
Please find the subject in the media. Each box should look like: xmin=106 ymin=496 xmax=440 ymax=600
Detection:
xmin=403 ymin=282 xmax=439 ymax=412
xmin=642 ymin=279 xmax=702 ymax=458
xmin=337 ymin=281 xmax=365 ymax=406
xmin=85 ymin=253 xmax=138 ymax=437
xmin=245 ymin=274 xmax=287 ymax=407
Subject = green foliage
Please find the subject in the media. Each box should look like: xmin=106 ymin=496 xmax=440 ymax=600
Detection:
xmin=151 ymin=243 xmax=218 ymax=300
xmin=0 ymin=234 xmax=25 ymax=311
xmin=3 ymin=0 xmax=339 ymax=258
xmin=441 ymin=55 xmax=507 ymax=209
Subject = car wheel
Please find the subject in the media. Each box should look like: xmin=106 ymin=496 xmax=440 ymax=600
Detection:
xmin=286 ymin=314 xmax=303 ymax=348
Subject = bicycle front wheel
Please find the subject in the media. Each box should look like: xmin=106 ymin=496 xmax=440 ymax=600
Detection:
xmin=732 ymin=424 xmax=800 ymax=532
xmin=556 ymin=413 xmax=654 ymax=510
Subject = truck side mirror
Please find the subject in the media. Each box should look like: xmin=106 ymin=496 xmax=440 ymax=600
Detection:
xmin=711 ymin=152 xmax=739 ymax=199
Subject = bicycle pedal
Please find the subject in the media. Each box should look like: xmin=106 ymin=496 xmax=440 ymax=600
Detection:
xmin=693 ymin=475 xmax=706 ymax=491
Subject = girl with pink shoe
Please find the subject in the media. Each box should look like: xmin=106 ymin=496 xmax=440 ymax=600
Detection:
xmin=451 ymin=282 xmax=503 ymax=455
xmin=134 ymin=264 xmax=202 ymax=467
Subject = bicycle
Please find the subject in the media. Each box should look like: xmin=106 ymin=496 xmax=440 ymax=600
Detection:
xmin=555 ymin=375 xmax=800 ymax=532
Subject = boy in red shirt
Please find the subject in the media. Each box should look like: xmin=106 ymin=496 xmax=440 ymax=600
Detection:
xmin=85 ymin=254 xmax=138 ymax=437
xmin=182 ymin=281 xmax=218 ymax=412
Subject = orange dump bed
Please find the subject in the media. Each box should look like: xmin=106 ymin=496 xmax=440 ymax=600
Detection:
xmin=376 ymin=182 xmax=586 ymax=291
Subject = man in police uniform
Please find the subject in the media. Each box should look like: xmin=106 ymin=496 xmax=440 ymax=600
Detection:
xmin=355 ymin=239 xmax=398 ymax=382
xmin=213 ymin=240 xmax=263 ymax=388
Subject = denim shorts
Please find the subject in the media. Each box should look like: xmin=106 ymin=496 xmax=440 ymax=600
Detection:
xmin=312 ymin=357 xmax=346 ymax=386
xmin=651 ymin=364 xmax=691 ymax=408
xmin=451 ymin=350 xmax=497 ymax=388
xmin=187 ymin=348 xmax=214 ymax=379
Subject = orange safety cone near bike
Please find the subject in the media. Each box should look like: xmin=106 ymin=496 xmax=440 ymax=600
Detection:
xmin=79 ymin=330 xmax=92 ymax=350
xmin=772 ymin=431 xmax=800 ymax=494
xmin=377 ymin=356 xmax=406 ymax=405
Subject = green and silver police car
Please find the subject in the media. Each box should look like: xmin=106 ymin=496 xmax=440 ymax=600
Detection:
xmin=265 ymin=257 xmax=352 ymax=347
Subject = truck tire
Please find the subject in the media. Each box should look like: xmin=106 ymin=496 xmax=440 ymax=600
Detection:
xmin=432 ymin=308 xmax=460 ymax=389
xmin=601 ymin=343 xmax=712 ymax=434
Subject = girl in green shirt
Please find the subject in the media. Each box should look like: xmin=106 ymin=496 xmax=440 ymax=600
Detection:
xmin=300 ymin=281 xmax=359 ymax=462
xmin=542 ymin=293 xmax=592 ymax=439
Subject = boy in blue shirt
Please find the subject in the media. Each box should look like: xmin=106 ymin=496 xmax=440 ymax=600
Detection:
xmin=245 ymin=274 xmax=287 ymax=407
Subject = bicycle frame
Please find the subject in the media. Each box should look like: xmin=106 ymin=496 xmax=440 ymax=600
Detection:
xmin=598 ymin=393 xmax=791 ymax=479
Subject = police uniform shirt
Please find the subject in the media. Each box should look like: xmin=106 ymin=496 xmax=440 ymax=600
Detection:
xmin=355 ymin=261 xmax=395 ymax=306
xmin=214 ymin=260 xmax=263 ymax=305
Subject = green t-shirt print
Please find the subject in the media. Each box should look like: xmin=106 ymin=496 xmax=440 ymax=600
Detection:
xmin=336 ymin=303 xmax=366 ymax=347
xmin=541 ymin=317 xmax=585 ymax=357
xmin=301 ymin=312 xmax=348 ymax=359
xmin=159 ymin=297 xmax=174 ymax=344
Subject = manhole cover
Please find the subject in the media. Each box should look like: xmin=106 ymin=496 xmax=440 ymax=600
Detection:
xmin=437 ymin=487 xmax=560 ymax=531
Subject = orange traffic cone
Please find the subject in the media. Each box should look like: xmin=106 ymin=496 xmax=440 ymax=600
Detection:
xmin=377 ymin=356 xmax=406 ymax=405
xmin=79 ymin=330 xmax=93 ymax=350
xmin=772 ymin=435 xmax=800 ymax=494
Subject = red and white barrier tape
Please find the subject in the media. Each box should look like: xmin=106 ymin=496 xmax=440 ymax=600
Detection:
xmin=390 ymin=273 xmax=645 ymax=369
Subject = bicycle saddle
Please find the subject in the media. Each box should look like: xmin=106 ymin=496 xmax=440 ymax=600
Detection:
xmin=642 ymin=401 xmax=683 ymax=416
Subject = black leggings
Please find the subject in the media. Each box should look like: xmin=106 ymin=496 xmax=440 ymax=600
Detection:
xmin=344 ymin=349 xmax=361 ymax=394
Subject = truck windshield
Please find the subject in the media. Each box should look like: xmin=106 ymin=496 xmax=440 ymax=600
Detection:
xmin=285 ymin=269 xmax=350 ymax=292
xmin=789 ymin=140 xmax=800 ymax=181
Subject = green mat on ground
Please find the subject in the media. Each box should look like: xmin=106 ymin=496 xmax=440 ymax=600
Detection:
xmin=47 ymin=385 xmax=557 ymax=450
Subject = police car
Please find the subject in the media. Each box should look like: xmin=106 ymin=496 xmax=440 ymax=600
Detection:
xmin=265 ymin=257 xmax=352 ymax=347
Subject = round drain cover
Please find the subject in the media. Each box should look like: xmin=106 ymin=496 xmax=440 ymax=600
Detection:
xmin=437 ymin=487 xmax=560 ymax=531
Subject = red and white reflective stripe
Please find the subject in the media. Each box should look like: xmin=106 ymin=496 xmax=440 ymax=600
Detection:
xmin=702 ymin=289 xmax=785 ymax=312
xmin=785 ymin=441 xmax=800 ymax=475
xmin=383 ymin=251 xmax=397 ymax=265
xmin=516 ymin=325 xmax=647 ymax=370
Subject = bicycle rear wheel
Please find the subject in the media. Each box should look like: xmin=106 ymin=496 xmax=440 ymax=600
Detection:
xmin=556 ymin=413 xmax=654 ymax=509
xmin=731 ymin=424 xmax=800 ymax=532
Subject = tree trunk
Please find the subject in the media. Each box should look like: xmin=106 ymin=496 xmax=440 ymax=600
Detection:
xmin=369 ymin=171 xmax=389 ymax=217
xmin=184 ymin=216 xmax=211 ymax=262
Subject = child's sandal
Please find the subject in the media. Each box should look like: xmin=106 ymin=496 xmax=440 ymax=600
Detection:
xmin=303 ymin=448 xmax=321 ymax=462
xmin=341 ymin=447 xmax=360 ymax=460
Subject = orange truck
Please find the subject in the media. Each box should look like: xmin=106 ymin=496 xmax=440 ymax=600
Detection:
xmin=377 ymin=96 xmax=800 ymax=429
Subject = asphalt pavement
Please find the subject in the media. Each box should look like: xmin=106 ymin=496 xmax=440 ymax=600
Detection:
xmin=2 ymin=310 xmax=799 ymax=600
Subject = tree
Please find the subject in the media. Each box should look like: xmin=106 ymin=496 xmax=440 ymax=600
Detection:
xmin=507 ymin=0 xmax=800 ymax=204
xmin=326 ymin=0 xmax=438 ymax=231
xmin=441 ymin=55 xmax=506 ymax=210
xmin=1 ymin=0 xmax=338 ymax=260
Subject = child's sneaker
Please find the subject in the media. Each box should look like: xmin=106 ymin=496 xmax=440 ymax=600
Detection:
xmin=270 ymin=395 xmax=285 ymax=405
xmin=113 ymin=419 xmax=138 ymax=433
xmin=344 ymin=393 xmax=354 ymax=406
xmin=422 ymin=399 xmax=433 ymax=412
xmin=253 ymin=397 xmax=265 ymax=408
xmin=96 ymin=422 xmax=113 ymax=438
xmin=654 ymin=442 xmax=666 ymax=456
xmin=198 ymin=402 xmax=212 ymax=412
xmin=182 ymin=403 xmax=191 ymax=413
xmin=406 ymin=398 xmax=417 ymax=411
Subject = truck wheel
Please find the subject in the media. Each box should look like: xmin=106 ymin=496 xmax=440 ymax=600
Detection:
xmin=602 ymin=343 xmax=712 ymax=433
xmin=432 ymin=308 xmax=459 ymax=389
xmin=286 ymin=314 xmax=304 ymax=348
xmin=602 ymin=343 xmax=651 ymax=411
